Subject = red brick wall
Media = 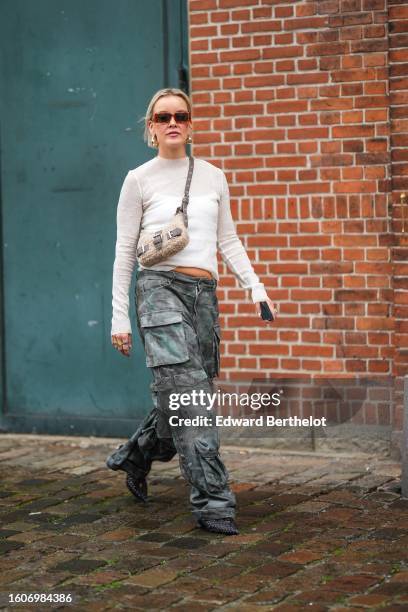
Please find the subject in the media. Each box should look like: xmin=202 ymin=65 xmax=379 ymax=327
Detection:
xmin=188 ymin=0 xmax=407 ymax=452
xmin=389 ymin=0 xmax=408 ymax=453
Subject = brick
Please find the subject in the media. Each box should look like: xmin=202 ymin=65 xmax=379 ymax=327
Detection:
xmin=249 ymin=560 xmax=302 ymax=579
xmin=277 ymin=550 xmax=324 ymax=564
xmin=320 ymin=573 xmax=382 ymax=592
xmin=390 ymin=571 xmax=408 ymax=583
xmin=126 ymin=567 xmax=179 ymax=588
xmin=190 ymin=0 xmax=217 ymax=10
xmin=52 ymin=559 xmax=107 ymax=574
xmin=349 ymin=593 xmax=389 ymax=606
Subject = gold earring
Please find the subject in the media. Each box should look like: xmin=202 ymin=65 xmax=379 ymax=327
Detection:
xmin=186 ymin=134 xmax=192 ymax=144
xmin=151 ymin=134 xmax=158 ymax=148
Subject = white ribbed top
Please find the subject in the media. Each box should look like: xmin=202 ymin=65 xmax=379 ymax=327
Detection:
xmin=111 ymin=155 xmax=268 ymax=335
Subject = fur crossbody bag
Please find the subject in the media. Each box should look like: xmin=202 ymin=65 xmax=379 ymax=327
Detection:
xmin=136 ymin=156 xmax=194 ymax=267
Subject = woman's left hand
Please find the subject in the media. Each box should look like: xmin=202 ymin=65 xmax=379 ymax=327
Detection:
xmin=255 ymin=297 xmax=279 ymax=324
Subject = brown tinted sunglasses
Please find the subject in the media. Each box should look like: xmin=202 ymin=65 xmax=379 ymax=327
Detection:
xmin=153 ymin=111 xmax=191 ymax=124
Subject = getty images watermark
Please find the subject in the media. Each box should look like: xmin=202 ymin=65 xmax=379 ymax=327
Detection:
xmin=167 ymin=388 xmax=327 ymax=428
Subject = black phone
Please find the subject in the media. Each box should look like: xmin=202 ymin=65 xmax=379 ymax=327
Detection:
xmin=260 ymin=301 xmax=275 ymax=321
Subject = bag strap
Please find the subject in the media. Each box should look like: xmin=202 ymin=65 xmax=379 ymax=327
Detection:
xmin=176 ymin=156 xmax=194 ymax=227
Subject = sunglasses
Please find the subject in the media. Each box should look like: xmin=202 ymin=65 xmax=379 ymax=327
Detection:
xmin=153 ymin=111 xmax=190 ymax=124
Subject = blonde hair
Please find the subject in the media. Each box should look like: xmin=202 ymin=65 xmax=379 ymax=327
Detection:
xmin=140 ymin=88 xmax=192 ymax=148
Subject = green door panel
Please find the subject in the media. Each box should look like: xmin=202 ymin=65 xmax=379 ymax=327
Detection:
xmin=0 ymin=0 xmax=189 ymax=436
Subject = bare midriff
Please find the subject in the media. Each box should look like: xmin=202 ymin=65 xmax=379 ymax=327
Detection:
xmin=173 ymin=266 xmax=213 ymax=279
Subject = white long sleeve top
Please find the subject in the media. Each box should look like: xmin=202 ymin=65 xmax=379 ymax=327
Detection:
xmin=111 ymin=155 xmax=268 ymax=335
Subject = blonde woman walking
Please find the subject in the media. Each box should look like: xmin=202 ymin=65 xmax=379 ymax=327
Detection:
xmin=107 ymin=88 xmax=278 ymax=535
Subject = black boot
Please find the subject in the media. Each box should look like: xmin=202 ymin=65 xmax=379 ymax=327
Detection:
xmin=198 ymin=517 xmax=239 ymax=536
xmin=126 ymin=474 xmax=148 ymax=503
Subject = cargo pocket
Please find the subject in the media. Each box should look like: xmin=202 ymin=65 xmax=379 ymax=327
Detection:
xmin=140 ymin=310 xmax=189 ymax=367
xmin=194 ymin=438 xmax=229 ymax=494
xmin=213 ymin=324 xmax=221 ymax=378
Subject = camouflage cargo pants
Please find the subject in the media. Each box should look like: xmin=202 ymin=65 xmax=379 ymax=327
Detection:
xmin=107 ymin=269 xmax=236 ymax=521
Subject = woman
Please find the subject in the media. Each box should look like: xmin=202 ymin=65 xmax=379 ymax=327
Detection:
xmin=108 ymin=88 xmax=278 ymax=536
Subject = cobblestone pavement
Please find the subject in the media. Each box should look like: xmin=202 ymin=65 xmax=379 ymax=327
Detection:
xmin=0 ymin=434 xmax=407 ymax=611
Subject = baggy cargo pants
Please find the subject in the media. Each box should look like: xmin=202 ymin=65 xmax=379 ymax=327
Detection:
xmin=107 ymin=269 xmax=236 ymax=521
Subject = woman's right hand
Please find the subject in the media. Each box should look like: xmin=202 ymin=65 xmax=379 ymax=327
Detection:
xmin=111 ymin=333 xmax=132 ymax=357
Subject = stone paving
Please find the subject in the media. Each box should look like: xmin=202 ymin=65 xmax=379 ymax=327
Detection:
xmin=0 ymin=433 xmax=407 ymax=611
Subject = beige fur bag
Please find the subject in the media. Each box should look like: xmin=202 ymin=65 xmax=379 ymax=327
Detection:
xmin=136 ymin=156 xmax=194 ymax=267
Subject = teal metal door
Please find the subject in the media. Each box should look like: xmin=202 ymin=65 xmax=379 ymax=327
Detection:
xmin=0 ymin=0 xmax=189 ymax=436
